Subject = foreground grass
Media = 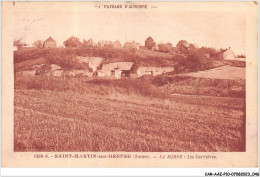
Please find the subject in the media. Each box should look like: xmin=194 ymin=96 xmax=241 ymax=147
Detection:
xmin=14 ymin=88 xmax=245 ymax=152
xmin=153 ymin=75 xmax=245 ymax=98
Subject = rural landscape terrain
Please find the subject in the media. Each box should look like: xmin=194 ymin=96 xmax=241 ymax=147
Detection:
xmin=14 ymin=36 xmax=246 ymax=152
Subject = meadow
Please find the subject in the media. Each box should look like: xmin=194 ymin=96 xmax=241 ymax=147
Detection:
xmin=14 ymin=76 xmax=245 ymax=152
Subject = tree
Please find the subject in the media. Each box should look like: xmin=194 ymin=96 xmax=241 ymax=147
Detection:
xmin=63 ymin=36 xmax=82 ymax=48
xmin=236 ymin=54 xmax=246 ymax=58
xmin=32 ymin=40 xmax=43 ymax=48
xmin=198 ymin=46 xmax=222 ymax=60
xmin=188 ymin=43 xmax=196 ymax=51
xmin=145 ymin=36 xmax=156 ymax=50
xmin=158 ymin=43 xmax=172 ymax=53
xmin=112 ymin=40 xmax=122 ymax=48
xmin=14 ymin=39 xmax=27 ymax=50
xmin=46 ymin=49 xmax=78 ymax=81
xmin=176 ymin=40 xmax=189 ymax=53
xmin=82 ymin=38 xmax=94 ymax=48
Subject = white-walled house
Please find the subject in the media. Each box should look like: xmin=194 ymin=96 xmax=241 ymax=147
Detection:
xmin=97 ymin=62 xmax=134 ymax=79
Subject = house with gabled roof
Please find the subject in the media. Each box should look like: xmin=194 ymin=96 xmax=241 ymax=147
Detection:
xmin=43 ymin=37 xmax=57 ymax=48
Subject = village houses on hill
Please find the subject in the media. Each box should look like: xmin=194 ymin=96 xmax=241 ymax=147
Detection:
xmin=22 ymin=55 xmax=175 ymax=79
xmin=18 ymin=36 xmax=245 ymax=79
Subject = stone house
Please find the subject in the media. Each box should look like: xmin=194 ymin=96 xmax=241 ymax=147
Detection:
xmin=97 ymin=62 xmax=134 ymax=79
xmin=43 ymin=37 xmax=57 ymax=48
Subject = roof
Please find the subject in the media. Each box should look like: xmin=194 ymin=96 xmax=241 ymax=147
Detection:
xmin=44 ymin=37 xmax=56 ymax=43
xmin=223 ymin=48 xmax=235 ymax=59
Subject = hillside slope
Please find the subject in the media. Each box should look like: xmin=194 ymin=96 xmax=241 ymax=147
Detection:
xmin=14 ymin=48 xmax=181 ymax=70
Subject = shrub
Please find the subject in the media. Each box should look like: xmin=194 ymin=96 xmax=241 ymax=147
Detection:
xmin=14 ymin=76 xmax=168 ymax=99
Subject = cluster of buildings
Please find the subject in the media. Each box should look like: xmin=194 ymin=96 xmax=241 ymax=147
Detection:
xmin=20 ymin=37 xmax=245 ymax=79
xmin=22 ymin=56 xmax=175 ymax=79
xmin=36 ymin=36 xmax=142 ymax=50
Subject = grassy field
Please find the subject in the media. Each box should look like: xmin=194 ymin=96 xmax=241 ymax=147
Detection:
xmin=14 ymin=76 xmax=245 ymax=152
xmin=179 ymin=66 xmax=245 ymax=80
xmin=152 ymin=65 xmax=245 ymax=98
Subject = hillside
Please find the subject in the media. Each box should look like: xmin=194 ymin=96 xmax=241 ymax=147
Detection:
xmin=14 ymin=48 xmax=180 ymax=70
xmin=14 ymin=47 xmax=245 ymax=77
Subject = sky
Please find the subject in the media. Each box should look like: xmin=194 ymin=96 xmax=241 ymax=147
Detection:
xmin=13 ymin=2 xmax=246 ymax=54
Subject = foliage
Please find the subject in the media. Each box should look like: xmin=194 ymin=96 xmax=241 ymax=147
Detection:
xmin=145 ymin=36 xmax=156 ymax=50
xmin=104 ymin=43 xmax=113 ymax=48
xmin=14 ymin=39 xmax=27 ymax=50
xmin=82 ymin=38 xmax=94 ymax=48
xmin=236 ymin=54 xmax=246 ymax=58
xmin=152 ymin=75 xmax=245 ymax=98
xmin=113 ymin=40 xmax=122 ymax=48
xmin=158 ymin=43 xmax=172 ymax=53
xmin=64 ymin=36 xmax=82 ymax=48
xmin=45 ymin=49 xmax=78 ymax=78
xmin=32 ymin=40 xmax=43 ymax=48
xmin=198 ymin=47 xmax=223 ymax=60
xmin=14 ymin=49 xmax=49 ymax=63
xmin=176 ymin=40 xmax=189 ymax=53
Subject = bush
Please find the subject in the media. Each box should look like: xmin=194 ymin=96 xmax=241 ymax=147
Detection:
xmin=151 ymin=75 xmax=245 ymax=98
xmin=14 ymin=76 xmax=168 ymax=99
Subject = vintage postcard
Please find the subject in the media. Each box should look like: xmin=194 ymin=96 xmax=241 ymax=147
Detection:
xmin=1 ymin=1 xmax=258 ymax=167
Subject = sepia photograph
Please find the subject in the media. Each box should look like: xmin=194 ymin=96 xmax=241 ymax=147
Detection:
xmin=1 ymin=1 xmax=258 ymax=168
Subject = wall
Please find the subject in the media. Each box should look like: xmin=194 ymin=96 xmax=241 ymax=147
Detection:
xmin=44 ymin=42 xmax=57 ymax=48
xmin=137 ymin=67 xmax=174 ymax=77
